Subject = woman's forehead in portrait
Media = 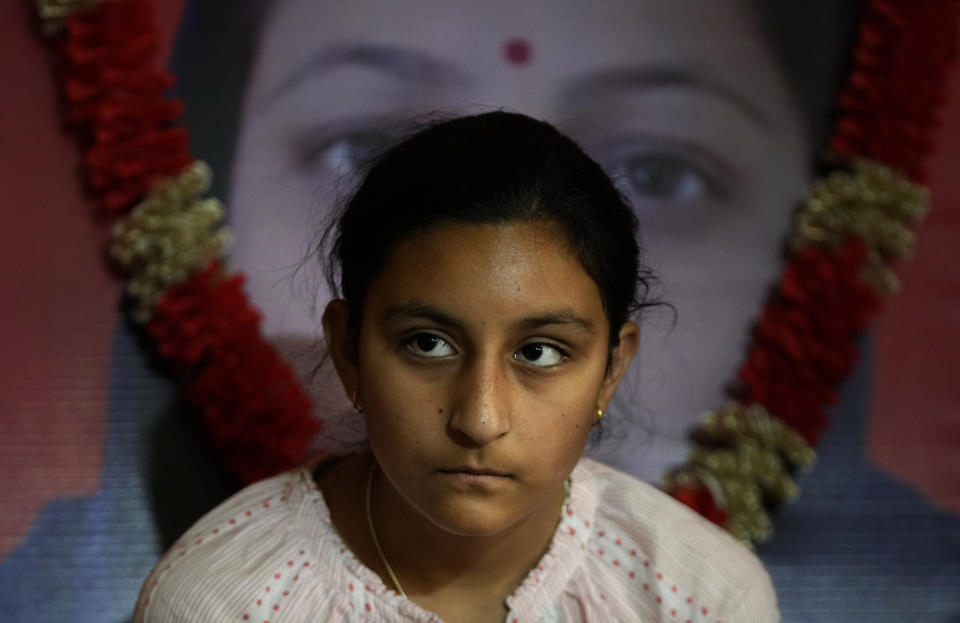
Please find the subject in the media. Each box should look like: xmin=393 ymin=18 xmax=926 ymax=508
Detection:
xmin=249 ymin=0 xmax=799 ymax=125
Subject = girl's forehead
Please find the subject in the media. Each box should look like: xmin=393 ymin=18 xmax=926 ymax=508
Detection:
xmin=386 ymin=221 xmax=574 ymax=282
xmin=368 ymin=221 xmax=606 ymax=325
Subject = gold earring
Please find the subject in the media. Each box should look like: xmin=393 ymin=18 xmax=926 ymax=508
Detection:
xmin=352 ymin=388 xmax=364 ymax=414
xmin=596 ymin=407 xmax=604 ymax=421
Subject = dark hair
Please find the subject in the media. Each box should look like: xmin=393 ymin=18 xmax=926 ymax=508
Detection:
xmin=323 ymin=111 xmax=657 ymax=349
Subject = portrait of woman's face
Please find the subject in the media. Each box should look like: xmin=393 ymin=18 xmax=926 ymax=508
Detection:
xmin=227 ymin=0 xmax=809 ymax=478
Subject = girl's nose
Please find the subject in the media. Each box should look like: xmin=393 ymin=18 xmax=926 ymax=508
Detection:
xmin=447 ymin=358 xmax=512 ymax=447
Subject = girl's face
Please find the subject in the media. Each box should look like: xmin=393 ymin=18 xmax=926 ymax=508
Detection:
xmin=229 ymin=0 xmax=808 ymax=476
xmin=326 ymin=221 xmax=637 ymax=536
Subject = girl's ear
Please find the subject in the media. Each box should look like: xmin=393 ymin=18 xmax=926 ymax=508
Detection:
xmin=597 ymin=321 xmax=640 ymax=410
xmin=322 ymin=299 xmax=361 ymax=403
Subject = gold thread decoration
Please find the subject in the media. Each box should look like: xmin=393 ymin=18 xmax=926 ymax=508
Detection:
xmin=109 ymin=161 xmax=231 ymax=322
xmin=36 ymin=0 xmax=103 ymax=34
xmin=792 ymin=158 xmax=928 ymax=295
xmin=664 ymin=402 xmax=816 ymax=546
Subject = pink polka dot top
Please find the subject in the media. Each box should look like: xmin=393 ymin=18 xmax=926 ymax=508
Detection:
xmin=134 ymin=457 xmax=779 ymax=622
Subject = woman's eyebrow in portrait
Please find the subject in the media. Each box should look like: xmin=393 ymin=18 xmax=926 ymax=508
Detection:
xmin=564 ymin=66 xmax=771 ymax=127
xmin=261 ymin=43 xmax=472 ymax=107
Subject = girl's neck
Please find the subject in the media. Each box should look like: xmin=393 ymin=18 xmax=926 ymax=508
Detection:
xmin=317 ymin=450 xmax=565 ymax=619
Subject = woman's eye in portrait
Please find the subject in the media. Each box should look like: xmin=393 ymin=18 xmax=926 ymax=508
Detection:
xmin=294 ymin=119 xmax=401 ymax=178
xmin=604 ymin=139 xmax=738 ymax=231
xmin=513 ymin=343 xmax=569 ymax=368
xmin=404 ymin=333 xmax=457 ymax=359
xmin=622 ymin=154 xmax=718 ymax=202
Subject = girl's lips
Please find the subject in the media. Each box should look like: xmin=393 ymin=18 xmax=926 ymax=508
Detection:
xmin=439 ymin=470 xmax=512 ymax=487
xmin=439 ymin=466 xmax=512 ymax=478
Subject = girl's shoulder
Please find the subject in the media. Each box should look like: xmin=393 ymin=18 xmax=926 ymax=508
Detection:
xmin=133 ymin=459 xmax=386 ymax=623
xmin=565 ymin=458 xmax=780 ymax=622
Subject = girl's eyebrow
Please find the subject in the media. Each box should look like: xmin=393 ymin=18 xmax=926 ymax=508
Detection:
xmin=383 ymin=302 xmax=596 ymax=334
xmin=514 ymin=311 xmax=596 ymax=334
xmin=260 ymin=43 xmax=470 ymax=108
xmin=384 ymin=302 xmax=464 ymax=331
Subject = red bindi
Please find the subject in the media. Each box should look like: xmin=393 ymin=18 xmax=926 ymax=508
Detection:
xmin=503 ymin=37 xmax=533 ymax=66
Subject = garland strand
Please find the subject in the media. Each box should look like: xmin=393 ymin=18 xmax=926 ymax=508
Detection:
xmin=38 ymin=0 xmax=319 ymax=483
xmin=830 ymin=0 xmax=960 ymax=183
xmin=57 ymin=0 xmax=192 ymax=212
xmin=665 ymin=0 xmax=958 ymax=546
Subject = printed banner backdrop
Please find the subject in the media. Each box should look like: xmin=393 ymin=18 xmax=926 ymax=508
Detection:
xmin=1 ymin=1 xmax=958 ymax=621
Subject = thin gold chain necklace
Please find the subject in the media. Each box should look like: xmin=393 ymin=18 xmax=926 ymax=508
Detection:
xmin=365 ymin=461 xmax=572 ymax=601
xmin=366 ymin=461 xmax=407 ymax=598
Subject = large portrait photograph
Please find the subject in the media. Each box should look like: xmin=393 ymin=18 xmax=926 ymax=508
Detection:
xmin=2 ymin=0 xmax=959 ymax=621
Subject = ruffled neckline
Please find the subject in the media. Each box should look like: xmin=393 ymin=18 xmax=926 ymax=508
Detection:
xmin=291 ymin=455 xmax=600 ymax=622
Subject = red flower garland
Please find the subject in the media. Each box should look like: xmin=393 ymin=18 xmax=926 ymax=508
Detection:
xmin=830 ymin=0 xmax=960 ymax=183
xmin=148 ymin=262 xmax=319 ymax=484
xmin=50 ymin=0 xmax=320 ymax=484
xmin=667 ymin=1 xmax=959 ymax=528
xmin=736 ymin=240 xmax=880 ymax=445
xmin=61 ymin=0 xmax=191 ymax=212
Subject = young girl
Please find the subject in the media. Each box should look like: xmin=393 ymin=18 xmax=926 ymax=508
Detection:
xmin=135 ymin=112 xmax=778 ymax=622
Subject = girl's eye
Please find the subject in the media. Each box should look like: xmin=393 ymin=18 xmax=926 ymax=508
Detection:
xmin=405 ymin=333 xmax=456 ymax=358
xmin=513 ymin=343 xmax=567 ymax=368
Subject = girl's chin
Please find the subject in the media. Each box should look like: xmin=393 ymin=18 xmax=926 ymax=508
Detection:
xmin=415 ymin=494 xmax=551 ymax=540
xmin=428 ymin=514 xmax=521 ymax=539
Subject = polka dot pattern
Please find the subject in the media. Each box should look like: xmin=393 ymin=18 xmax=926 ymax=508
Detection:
xmin=571 ymin=503 xmax=723 ymax=621
xmin=133 ymin=458 xmax=777 ymax=622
